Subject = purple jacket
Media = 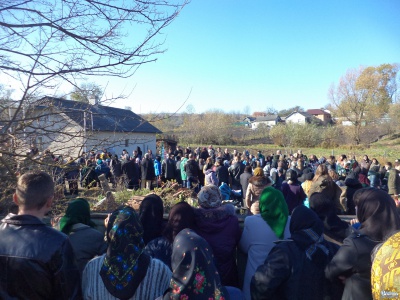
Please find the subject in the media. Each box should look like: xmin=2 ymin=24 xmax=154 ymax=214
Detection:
xmin=281 ymin=182 xmax=307 ymax=214
xmin=194 ymin=204 xmax=241 ymax=287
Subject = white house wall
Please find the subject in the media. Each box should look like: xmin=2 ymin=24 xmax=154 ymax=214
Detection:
xmin=85 ymin=131 xmax=157 ymax=156
xmin=285 ymin=113 xmax=307 ymax=124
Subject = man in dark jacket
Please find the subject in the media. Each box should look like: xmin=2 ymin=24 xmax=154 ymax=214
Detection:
xmin=229 ymin=156 xmax=245 ymax=190
xmin=215 ymin=158 xmax=230 ymax=187
xmin=121 ymin=158 xmax=140 ymax=189
xmin=184 ymin=153 xmax=200 ymax=189
xmin=141 ymin=153 xmax=155 ymax=189
xmin=162 ymin=153 xmax=176 ymax=182
xmin=0 ymin=171 xmax=81 ymax=300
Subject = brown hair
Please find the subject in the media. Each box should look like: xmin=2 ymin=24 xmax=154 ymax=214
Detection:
xmin=313 ymin=164 xmax=331 ymax=182
xmin=16 ymin=171 xmax=54 ymax=210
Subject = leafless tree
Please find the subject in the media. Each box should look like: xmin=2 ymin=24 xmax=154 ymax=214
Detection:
xmin=0 ymin=0 xmax=188 ymax=204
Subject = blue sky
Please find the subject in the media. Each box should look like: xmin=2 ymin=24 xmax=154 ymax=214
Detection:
xmin=98 ymin=0 xmax=400 ymax=114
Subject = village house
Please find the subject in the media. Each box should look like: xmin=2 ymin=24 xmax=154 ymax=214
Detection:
xmin=250 ymin=115 xmax=282 ymax=129
xmin=306 ymin=109 xmax=332 ymax=125
xmin=23 ymin=97 xmax=161 ymax=157
xmin=285 ymin=111 xmax=312 ymax=124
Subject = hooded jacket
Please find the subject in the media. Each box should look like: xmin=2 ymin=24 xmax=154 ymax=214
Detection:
xmin=194 ymin=204 xmax=241 ymax=287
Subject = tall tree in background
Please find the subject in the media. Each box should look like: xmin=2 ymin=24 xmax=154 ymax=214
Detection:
xmin=70 ymin=83 xmax=103 ymax=104
xmin=330 ymin=64 xmax=399 ymax=144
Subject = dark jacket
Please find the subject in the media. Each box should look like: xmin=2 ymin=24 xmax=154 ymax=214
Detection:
xmin=143 ymin=236 xmax=173 ymax=270
xmin=281 ymin=182 xmax=307 ymax=214
xmin=229 ymin=161 xmax=245 ymax=190
xmin=240 ymin=171 xmax=252 ymax=200
xmin=141 ymin=157 xmax=155 ymax=180
xmin=162 ymin=158 xmax=176 ymax=180
xmin=388 ymin=168 xmax=400 ymax=195
xmin=184 ymin=159 xmax=199 ymax=178
xmin=251 ymin=239 xmax=341 ymax=300
xmin=216 ymin=165 xmax=230 ymax=186
xmin=194 ymin=205 xmax=241 ymax=287
xmin=68 ymin=224 xmax=107 ymax=275
xmin=325 ymin=232 xmax=380 ymax=300
xmin=344 ymin=177 xmax=363 ymax=215
xmin=121 ymin=160 xmax=140 ymax=188
xmin=0 ymin=214 xmax=81 ymax=300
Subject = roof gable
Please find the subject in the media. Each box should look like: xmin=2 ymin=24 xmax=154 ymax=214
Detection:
xmin=35 ymin=97 xmax=161 ymax=134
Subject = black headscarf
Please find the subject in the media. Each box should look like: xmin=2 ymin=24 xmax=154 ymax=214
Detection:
xmin=163 ymin=201 xmax=196 ymax=243
xmin=309 ymin=192 xmax=349 ymax=243
xmin=354 ymin=188 xmax=400 ymax=241
xmin=139 ymin=194 xmax=164 ymax=244
xmin=100 ymin=206 xmax=150 ymax=300
xmin=290 ymin=205 xmax=330 ymax=265
xmin=163 ymin=229 xmax=229 ymax=300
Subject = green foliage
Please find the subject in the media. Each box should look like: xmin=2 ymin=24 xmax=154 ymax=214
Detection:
xmin=70 ymin=82 xmax=103 ymax=103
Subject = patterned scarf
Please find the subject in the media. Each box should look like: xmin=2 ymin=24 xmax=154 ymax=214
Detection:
xmin=164 ymin=229 xmax=228 ymax=300
xmin=100 ymin=206 xmax=150 ymax=300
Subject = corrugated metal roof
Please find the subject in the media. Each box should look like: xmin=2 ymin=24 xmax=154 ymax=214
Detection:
xmin=35 ymin=97 xmax=162 ymax=134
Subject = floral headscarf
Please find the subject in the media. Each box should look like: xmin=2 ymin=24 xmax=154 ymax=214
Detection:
xmin=100 ymin=206 xmax=150 ymax=299
xmin=198 ymin=185 xmax=222 ymax=208
xmin=164 ymin=229 xmax=228 ymax=300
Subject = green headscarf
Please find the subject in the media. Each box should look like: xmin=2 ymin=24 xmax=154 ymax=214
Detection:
xmin=259 ymin=187 xmax=289 ymax=239
xmin=59 ymin=198 xmax=96 ymax=235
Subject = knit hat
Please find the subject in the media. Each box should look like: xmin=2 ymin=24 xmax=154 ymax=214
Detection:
xmin=253 ymin=167 xmax=264 ymax=177
xmin=197 ymin=185 xmax=222 ymax=208
xmin=259 ymin=187 xmax=289 ymax=239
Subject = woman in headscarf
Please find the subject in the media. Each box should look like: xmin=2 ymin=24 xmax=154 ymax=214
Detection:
xmin=325 ymin=188 xmax=400 ymax=300
xmin=162 ymin=229 xmax=231 ymax=300
xmin=139 ymin=194 xmax=165 ymax=245
xmin=239 ymin=187 xmax=291 ymax=300
xmin=194 ymin=185 xmax=241 ymax=287
xmin=251 ymin=205 xmax=340 ymax=300
xmin=82 ymin=206 xmax=171 ymax=300
xmin=244 ymin=167 xmax=272 ymax=212
xmin=58 ymin=198 xmax=107 ymax=275
xmin=309 ymin=192 xmax=352 ymax=245
xmin=281 ymin=169 xmax=307 ymax=214
xmin=144 ymin=201 xmax=196 ymax=270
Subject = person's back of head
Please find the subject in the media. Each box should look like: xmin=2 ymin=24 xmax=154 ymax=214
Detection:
xmin=15 ymin=171 xmax=54 ymax=212
xmin=163 ymin=202 xmax=195 ymax=243
xmin=139 ymin=194 xmax=164 ymax=244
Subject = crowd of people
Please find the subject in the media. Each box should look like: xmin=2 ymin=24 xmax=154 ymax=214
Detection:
xmin=2 ymin=146 xmax=400 ymax=299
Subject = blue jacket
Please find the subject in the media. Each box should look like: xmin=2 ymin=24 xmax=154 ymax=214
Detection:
xmin=154 ymin=159 xmax=161 ymax=177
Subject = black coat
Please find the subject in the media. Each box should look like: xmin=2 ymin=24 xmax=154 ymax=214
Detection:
xmin=0 ymin=214 xmax=81 ymax=300
xmin=184 ymin=159 xmax=199 ymax=178
xmin=229 ymin=162 xmax=245 ymax=190
xmin=121 ymin=160 xmax=140 ymax=188
xmin=325 ymin=232 xmax=379 ymax=300
xmin=251 ymin=239 xmax=341 ymax=300
xmin=141 ymin=157 xmax=155 ymax=180
xmin=216 ymin=165 xmax=230 ymax=186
